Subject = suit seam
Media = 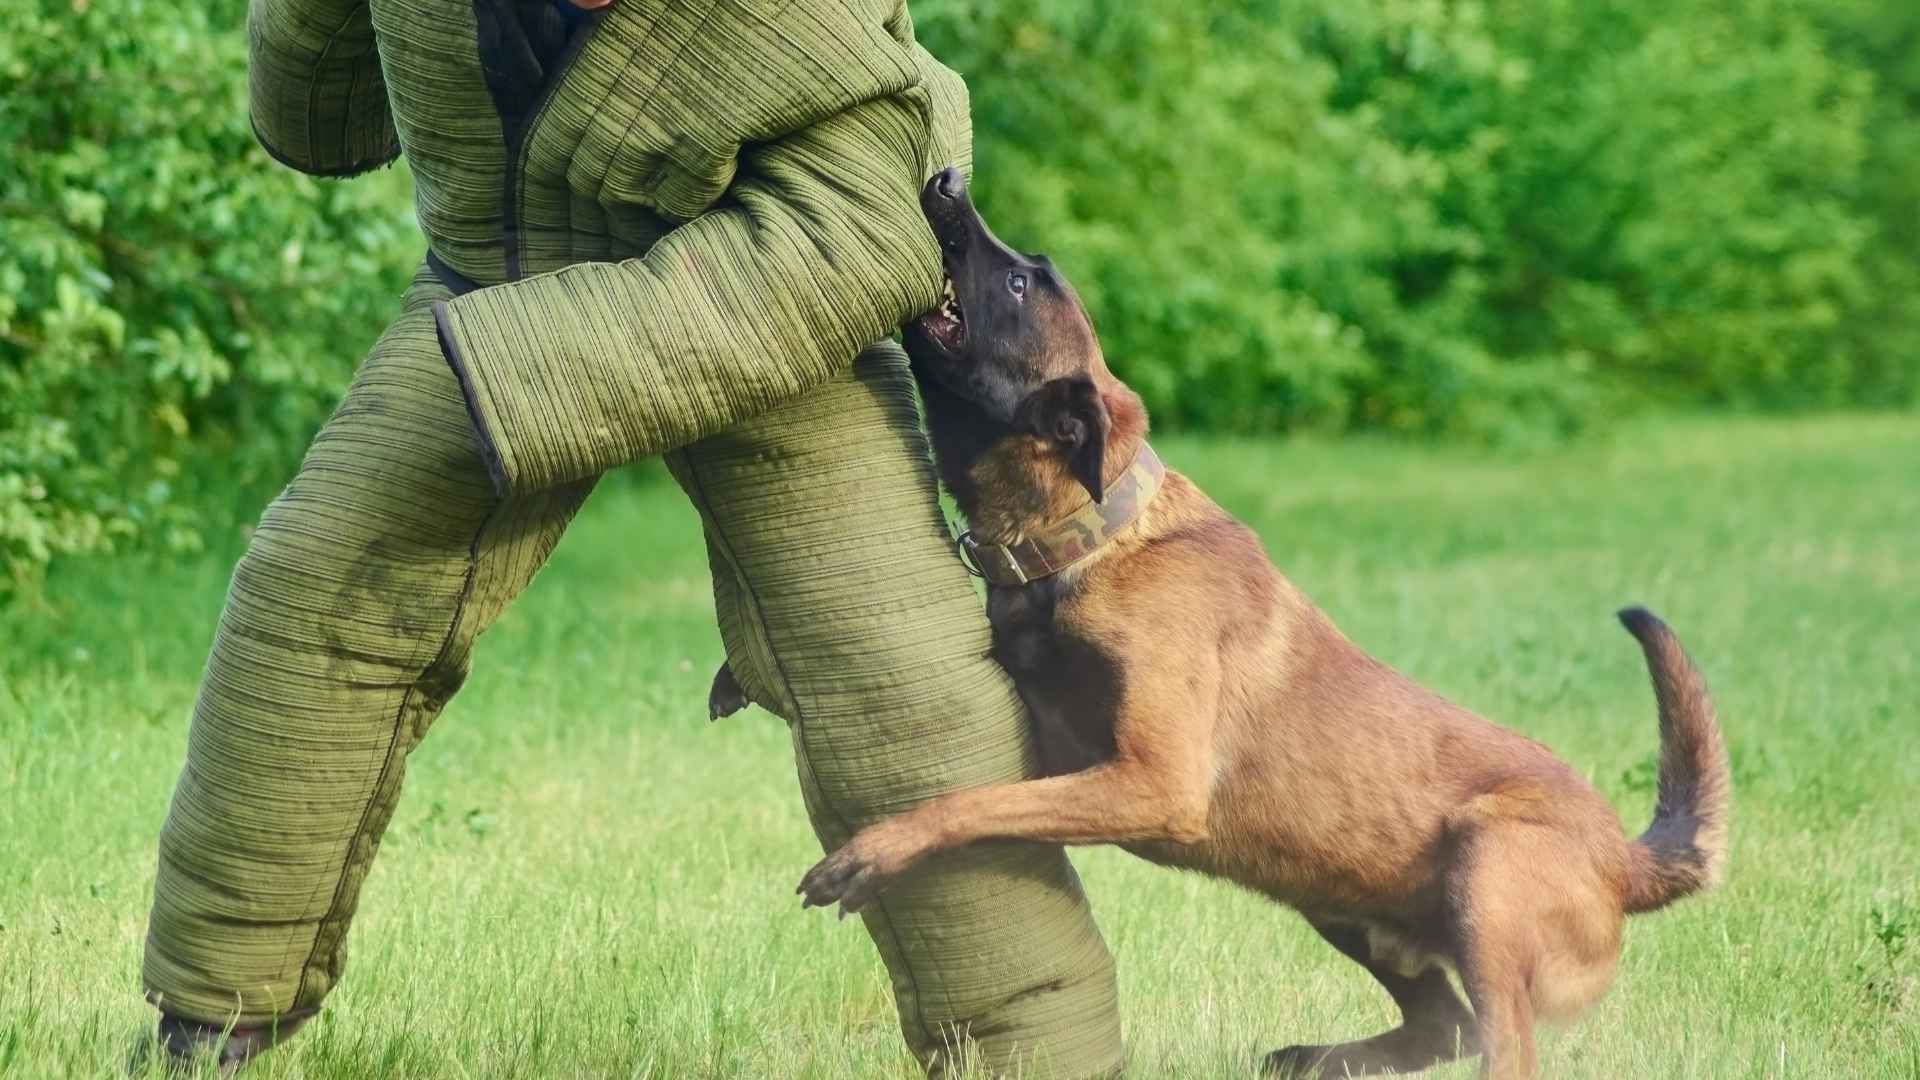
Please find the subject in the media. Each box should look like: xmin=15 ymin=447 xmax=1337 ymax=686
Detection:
xmin=304 ymin=6 xmax=365 ymax=172
xmin=291 ymin=497 xmax=498 ymax=1008
xmin=676 ymin=445 xmax=940 ymax=1052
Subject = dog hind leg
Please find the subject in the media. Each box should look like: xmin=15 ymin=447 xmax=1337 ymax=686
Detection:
xmin=1447 ymin=819 xmax=1554 ymax=1080
xmin=1459 ymin=964 xmax=1536 ymax=1080
xmin=1263 ymin=921 xmax=1480 ymax=1077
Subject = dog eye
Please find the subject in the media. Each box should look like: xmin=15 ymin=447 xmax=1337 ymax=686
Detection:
xmin=1008 ymin=272 xmax=1028 ymax=298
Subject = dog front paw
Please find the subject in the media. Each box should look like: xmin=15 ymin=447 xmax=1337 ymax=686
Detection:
xmin=797 ymin=845 xmax=885 ymax=918
xmin=797 ymin=825 xmax=920 ymax=917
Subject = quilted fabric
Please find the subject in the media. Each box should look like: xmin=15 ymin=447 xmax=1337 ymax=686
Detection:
xmin=430 ymin=2 xmax=974 ymax=495
xmin=145 ymin=2 xmax=1123 ymax=1074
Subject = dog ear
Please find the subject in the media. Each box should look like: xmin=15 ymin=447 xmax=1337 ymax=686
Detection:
xmin=1017 ymin=377 xmax=1111 ymax=504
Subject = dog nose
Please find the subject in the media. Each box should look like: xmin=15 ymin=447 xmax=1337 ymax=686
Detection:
xmin=933 ymin=166 xmax=964 ymax=201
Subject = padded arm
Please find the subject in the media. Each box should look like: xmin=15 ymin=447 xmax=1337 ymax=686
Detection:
xmin=435 ymin=65 xmax=970 ymax=496
xmin=247 ymin=0 xmax=399 ymax=176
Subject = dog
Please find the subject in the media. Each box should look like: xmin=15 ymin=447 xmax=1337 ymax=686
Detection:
xmin=720 ymin=167 xmax=1731 ymax=1079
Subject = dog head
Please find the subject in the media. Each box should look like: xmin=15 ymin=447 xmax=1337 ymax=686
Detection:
xmin=905 ymin=167 xmax=1138 ymax=511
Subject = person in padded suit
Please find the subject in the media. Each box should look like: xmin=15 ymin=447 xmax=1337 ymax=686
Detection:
xmin=141 ymin=0 xmax=1122 ymax=1073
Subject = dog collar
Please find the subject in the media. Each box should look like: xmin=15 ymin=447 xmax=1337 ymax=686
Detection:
xmin=955 ymin=443 xmax=1166 ymax=587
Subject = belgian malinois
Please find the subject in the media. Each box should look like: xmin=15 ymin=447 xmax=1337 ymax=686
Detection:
xmin=723 ymin=168 xmax=1731 ymax=1079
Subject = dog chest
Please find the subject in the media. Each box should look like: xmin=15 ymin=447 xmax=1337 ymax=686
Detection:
xmin=986 ymin=580 xmax=1120 ymax=776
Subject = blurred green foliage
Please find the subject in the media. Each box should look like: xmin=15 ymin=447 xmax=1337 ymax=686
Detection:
xmin=0 ymin=0 xmax=416 ymax=593
xmin=2 ymin=0 xmax=1916 ymax=589
xmin=915 ymin=0 xmax=1919 ymax=440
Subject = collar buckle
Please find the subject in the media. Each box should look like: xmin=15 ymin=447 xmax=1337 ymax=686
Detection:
xmin=955 ymin=531 xmax=1028 ymax=586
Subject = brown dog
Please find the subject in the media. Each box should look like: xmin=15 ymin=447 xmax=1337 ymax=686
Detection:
xmin=742 ymin=168 xmax=1732 ymax=1078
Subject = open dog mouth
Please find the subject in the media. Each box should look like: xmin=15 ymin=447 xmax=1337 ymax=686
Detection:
xmin=919 ymin=270 xmax=966 ymax=351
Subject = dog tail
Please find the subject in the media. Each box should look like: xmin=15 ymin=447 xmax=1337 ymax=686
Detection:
xmin=1615 ymin=607 xmax=1730 ymax=914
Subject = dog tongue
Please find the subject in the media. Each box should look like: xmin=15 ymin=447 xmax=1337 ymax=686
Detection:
xmin=919 ymin=306 xmax=962 ymax=349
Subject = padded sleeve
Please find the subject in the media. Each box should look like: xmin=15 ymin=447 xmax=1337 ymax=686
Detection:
xmin=247 ymin=0 xmax=400 ymax=177
xmin=432 ymin=8 xmax=973 ymax=496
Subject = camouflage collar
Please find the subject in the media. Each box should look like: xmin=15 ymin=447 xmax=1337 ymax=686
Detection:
xmin=956 ymin=443 xmax=1166 ymax=587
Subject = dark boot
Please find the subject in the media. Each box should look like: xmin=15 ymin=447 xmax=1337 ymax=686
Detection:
xmin=134 ymin=1012 xmax=313 ymax=1075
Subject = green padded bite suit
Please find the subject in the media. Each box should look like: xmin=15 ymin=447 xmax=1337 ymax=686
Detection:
xmin=141 ymin=0 xmax=1123 ymax=1074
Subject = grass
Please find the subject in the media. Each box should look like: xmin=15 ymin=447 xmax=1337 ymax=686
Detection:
xmin=2 ymin=412 xmax=1916 ymax=1078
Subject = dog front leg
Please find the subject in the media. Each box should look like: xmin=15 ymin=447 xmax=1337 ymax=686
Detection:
xmin=799 ymin=626 xmax=1220 ymax=915
xmin=798 ymin=755 xmax=1212 ymax=915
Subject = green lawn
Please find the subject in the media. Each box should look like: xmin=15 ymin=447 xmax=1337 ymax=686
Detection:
xmin=3 ymin=413 xmax=1916 ymax=1078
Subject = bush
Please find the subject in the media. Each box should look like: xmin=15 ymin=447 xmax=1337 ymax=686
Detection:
xmin=0 ymin=0 xmax=416 ymax=595
xmin=3 ymin=0 xmax=1914 ymax=593
xmin=1807 ymin=0 xmax=1920 ymax=406
xmin=915 ymin=0 xmax=1913 ymax=440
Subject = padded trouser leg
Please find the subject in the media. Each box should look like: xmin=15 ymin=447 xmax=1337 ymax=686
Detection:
xmin=669 ymin=342 xmax=1124 ymax=1078
xmin=142 ymin=269 xmax=595 ymax=1023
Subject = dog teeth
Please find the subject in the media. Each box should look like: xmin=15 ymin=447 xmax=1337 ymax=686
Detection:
xmin=931 ymin=277 xmax=962 ymax=331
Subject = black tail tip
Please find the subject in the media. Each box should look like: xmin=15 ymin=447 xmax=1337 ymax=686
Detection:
xmin=1616 ymin=605 xmax=1664 ymax=639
